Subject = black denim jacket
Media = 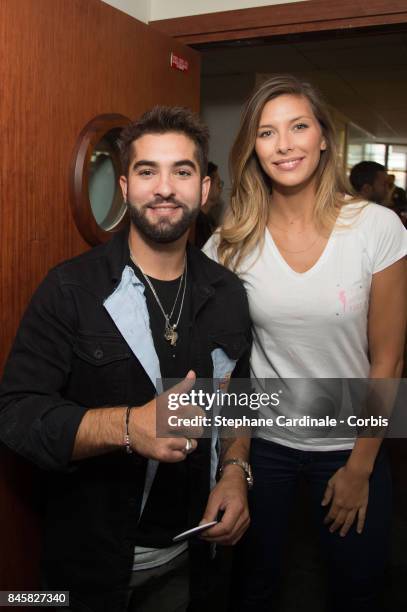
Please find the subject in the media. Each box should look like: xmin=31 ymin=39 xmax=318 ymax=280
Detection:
xmin=0 ymin=230 xmax=251 ymax=611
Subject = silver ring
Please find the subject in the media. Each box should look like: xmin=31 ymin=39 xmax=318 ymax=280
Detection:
xmin=183 ymin=438 xmax=193 ymax=454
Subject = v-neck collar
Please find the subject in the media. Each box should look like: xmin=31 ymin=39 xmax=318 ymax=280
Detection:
xmin=265 ymin=225 xmax=336 ymax=278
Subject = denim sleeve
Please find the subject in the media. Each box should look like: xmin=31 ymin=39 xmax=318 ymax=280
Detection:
xmin=0 ymin=268 xmax=87 ymax=471
xmin=228 ymin=339 xmax=252 ymax=404
xmin=227 ymin=276 xmax=253 ymax=418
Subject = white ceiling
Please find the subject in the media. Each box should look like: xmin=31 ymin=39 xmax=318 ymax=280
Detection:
xmin=201 ymin=31 xmax=407 ymax=143
xmin=149 ymin=0 xmax=306 ymax=20
xmin=101 ymin=0 xmax=308 ymax=22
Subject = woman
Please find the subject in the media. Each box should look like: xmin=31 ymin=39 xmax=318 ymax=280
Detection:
xmin=203 ymin=75 xmax=407 ymax=612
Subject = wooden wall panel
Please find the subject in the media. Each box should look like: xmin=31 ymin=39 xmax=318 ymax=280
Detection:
xmin=0 ymin=0 xmax=200 ymax=591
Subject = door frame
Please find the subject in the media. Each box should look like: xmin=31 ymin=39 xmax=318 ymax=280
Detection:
xmin=150 ymin=0 xmax=407 ymax=45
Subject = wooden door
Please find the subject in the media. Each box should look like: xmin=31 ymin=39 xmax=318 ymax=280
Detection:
xmin=0 ymin=0 xmax=200 ymax=592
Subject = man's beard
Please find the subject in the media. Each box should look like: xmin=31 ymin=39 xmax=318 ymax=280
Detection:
xmin=126 ymin=196 xmax=201 ymax=243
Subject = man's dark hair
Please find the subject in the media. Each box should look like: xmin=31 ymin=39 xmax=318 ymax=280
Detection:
xmin=349 ymin=161 xmax=386 ymax=193
xmin=207 ymin=161 xmax=218 ymax=177
xmin=119 ymin=106 xmax=209 ymax=177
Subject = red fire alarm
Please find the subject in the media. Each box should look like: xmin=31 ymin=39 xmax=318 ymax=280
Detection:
xmin=170 ymin=52 xmax=189 ymax=72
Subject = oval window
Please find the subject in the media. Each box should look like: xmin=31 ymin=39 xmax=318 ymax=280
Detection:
xmin=88 ymin=129 xmax=127 ymax=231
xmin=70 ymin=114 xmax=131 ymax=245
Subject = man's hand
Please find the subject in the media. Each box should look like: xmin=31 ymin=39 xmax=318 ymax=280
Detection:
xmin=321 ymin=464 xmax=370 ymax=537
xmin=198 ymin=464 xmax=250 ymax=545
xmin=129 ymin=370 xmax=204 ymax=462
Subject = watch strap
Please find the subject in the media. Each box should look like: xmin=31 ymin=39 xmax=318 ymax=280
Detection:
xmin=220 ymin=458 xmax=253 ymax=489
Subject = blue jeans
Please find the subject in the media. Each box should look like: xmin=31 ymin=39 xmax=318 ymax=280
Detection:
xmin=232 ymin=438 xmax=392 ymax=612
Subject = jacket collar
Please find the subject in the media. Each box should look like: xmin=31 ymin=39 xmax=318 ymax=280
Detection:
xmin=104 ymin=226 xmax=226 ymax=292
xmin=104 ymin=226 xmax=132 ymax=285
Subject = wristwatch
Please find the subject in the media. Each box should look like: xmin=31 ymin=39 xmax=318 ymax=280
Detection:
xmin=220 ymin=458 xmax=253 ymax=490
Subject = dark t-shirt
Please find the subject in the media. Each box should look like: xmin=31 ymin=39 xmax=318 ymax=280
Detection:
xmin=129 ymin=259 xmax=192 ymax=546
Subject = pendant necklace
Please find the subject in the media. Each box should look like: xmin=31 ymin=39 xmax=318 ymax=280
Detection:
xmin=129 ymin=251 xmax=187 ymax=347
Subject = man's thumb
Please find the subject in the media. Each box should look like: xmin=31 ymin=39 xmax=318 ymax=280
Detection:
xmin=181 ymin=370 xmax=196 ymax=391
xmin=169 ymin=370 xmax=196 ymax=397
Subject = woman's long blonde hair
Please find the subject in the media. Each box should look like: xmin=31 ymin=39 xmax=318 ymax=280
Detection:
xmin=218 ymin=75 xmax=353 ymax=270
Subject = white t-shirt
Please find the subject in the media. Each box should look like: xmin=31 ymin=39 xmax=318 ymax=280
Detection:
xmin=203 ymin=202 xmax=407 ymax=451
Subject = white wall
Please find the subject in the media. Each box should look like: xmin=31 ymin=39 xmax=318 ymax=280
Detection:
xmin=201 ymin=73 xmax=255 ymax=192
xmin=150 ymin=0 xmax=308 ymax=20
xmin=101 ymin=0 xmax=150 ymax=23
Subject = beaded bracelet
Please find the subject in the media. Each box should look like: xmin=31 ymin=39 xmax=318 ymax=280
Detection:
xmin=124 ymin=406 xmax=133 ymax=454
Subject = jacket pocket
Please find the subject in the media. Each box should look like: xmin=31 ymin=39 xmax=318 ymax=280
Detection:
xmin=69 ymin=336 xmax=131 ymax=407
xmin=73 ymin=336 xmax=131 ymax=366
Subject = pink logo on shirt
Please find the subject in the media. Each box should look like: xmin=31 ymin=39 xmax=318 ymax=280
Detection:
xmin=338 ymin=290 xmax=347 ymax=312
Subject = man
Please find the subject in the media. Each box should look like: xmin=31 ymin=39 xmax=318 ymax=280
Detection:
xmin=0 ymin=107 xmax=251 ymax=612
xmin=194 ymin=162 xmax=224 ymax=248
xmin=349 ymin=160 xmax=389 ymax=204
xmin=205 ymin=162 xmax=226 ymax=227
xmin=387 ymin=173 xmax=407 ymax=223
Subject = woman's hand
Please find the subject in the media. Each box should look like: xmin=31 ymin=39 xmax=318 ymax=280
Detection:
xmin=321 ymin=464 xmax=370 ymax=537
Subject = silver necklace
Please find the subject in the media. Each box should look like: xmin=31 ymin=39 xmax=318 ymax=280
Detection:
xmin=129 ymin=251 xmax=187 ymax=347
xmin=273 ymin=234 xmax=321 ymax=254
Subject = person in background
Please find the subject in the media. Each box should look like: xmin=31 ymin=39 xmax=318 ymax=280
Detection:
xmin=387 ymin=173 xmax=407 ymax=225
xmin=349 ymin=160 xmax=389 ymax=205
xmin=195 ymin=162 xmax=225 ymax=248
xmin=206 ymin=162 xmax=226 ymax=227
xmin=204 ymin=75 xmax=407 ymax=612
xmin=0 ymin=106 xmax=251 ymax=612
